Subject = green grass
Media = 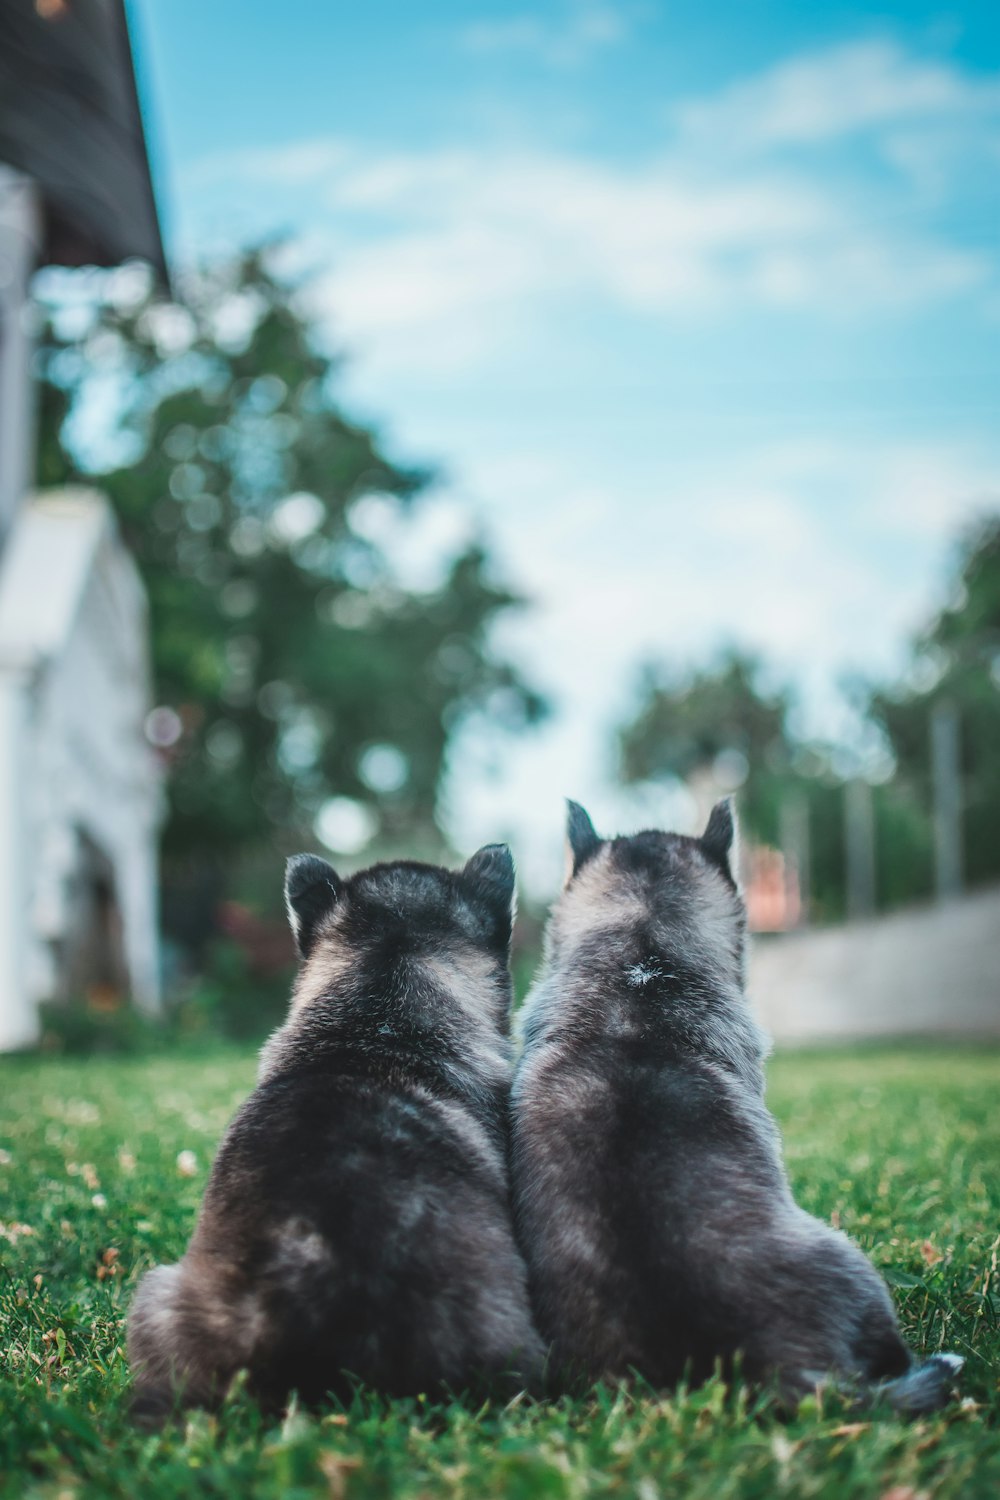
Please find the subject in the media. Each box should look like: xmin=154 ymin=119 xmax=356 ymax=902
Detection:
xmin=1 ymin=1044 xmax=998 ymax=1498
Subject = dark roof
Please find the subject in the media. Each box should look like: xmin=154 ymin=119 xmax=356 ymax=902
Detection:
xmin=0 ymin=0 xmax=166 ymax=279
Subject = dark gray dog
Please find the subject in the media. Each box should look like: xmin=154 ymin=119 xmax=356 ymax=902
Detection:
xmin=511 ymin=800 xmax=962 ymax=1412
xmin=129 ymin=847 xmax=542 ymax=1416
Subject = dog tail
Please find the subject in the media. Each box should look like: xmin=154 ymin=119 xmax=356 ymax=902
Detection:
xmin=878 ymin=1352 xmax=964 ymax=1415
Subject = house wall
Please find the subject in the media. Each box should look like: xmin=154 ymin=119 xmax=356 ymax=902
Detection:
xmin=0 ymin=491 xmax=162 ymax=1049
xmin=0 ymin=664 xmax=34 ymax=1047
xmin=0 ymin=165 xmax=41 ymax=547
xmin=27 ymin=526 xmax=161 ymax=1012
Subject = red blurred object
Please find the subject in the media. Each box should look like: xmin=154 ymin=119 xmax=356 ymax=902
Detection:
xmin=745 ymin=845 xmax=801 ymax=933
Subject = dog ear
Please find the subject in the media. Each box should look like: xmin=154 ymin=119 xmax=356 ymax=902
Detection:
xmin=463 ymin=843 xmax=516 ymax=943
xmin=285 ymin=854 xmax=342 ymax=958
xmin=701 ymin=798 xmax=737 ymax=880
xmin=566 ymin=799 xmax=601 ymax=879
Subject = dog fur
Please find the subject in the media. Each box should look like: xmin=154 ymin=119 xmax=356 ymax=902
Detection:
xmin=128 ymin=846 xmax=543 ymax=1416
xmin=511 ymin=800 xmax=962 ymax=1412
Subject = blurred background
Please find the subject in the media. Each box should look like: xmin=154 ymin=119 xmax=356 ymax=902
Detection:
xmin=0 ymin=0 xmax=997 ymax=1051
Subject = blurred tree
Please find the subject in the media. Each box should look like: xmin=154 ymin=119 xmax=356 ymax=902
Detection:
xmin=869 ymin=515 xmax=1000 ymax=890
xmin=617 ymin=650 xmax=794 ymax=844
xmin=37 ymin=249 xmax=545 ymax=950
xmin=616 ymin=522 xmax=1000 ymax=923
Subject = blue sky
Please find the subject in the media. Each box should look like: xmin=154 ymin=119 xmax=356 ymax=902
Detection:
xmin=130 ymin=0 xmax=1000 ymax=885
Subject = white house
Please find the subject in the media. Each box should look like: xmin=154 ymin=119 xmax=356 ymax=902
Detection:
xmin=0 ymin=491 xmax=163 ymax=1047
xmin=0 ymin=0 xmax=167 ymax=1047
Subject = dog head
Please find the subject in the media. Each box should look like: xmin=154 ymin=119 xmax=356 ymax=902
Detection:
xmin=272 ymin=845 xmax=517 ymax=1071
xmin=285 ymin=843 xmax=515 ymax=959
xmin=556 ymin=797 xmax=744 ymax=976
xmin=524 ymin=798 xmax=765 ymax=1084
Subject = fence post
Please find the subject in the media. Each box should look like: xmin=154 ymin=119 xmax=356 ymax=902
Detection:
xmin=930 ymin=701 xmax=963 ymax=902
xmin=780 ymin=791 xmax=810 ymax=926
xmin=845 ymin=778 xmax=876 ymax=920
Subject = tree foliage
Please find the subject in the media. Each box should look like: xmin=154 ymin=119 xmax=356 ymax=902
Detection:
xmin=36 ymin=249 xmax=545 ymax=938
xmin=616 ymin=649 xmax=944 ymax=922
xmin=617 ymin=517 xmax=1000 ymax=922
xmin=869 ymin=516 xmax=1000 ymax=889
xmin=617 ymin=650 xmax=794 ymax=845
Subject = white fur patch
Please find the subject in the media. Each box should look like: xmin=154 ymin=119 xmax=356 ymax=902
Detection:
xmin=273 ymin=1217 xmax=333 ymax=1272
xmin=131 ymin=1263 xmax=184 ymax=1343
xmin=625 ymin=962 xmax=671 ymax=988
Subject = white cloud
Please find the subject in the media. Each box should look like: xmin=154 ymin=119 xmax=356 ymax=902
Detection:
xmin=858 ymin=445 xmax=1000 ymax=538
xmin=187 ymin=39 xmax=1000 ymax=380
xmin=297 ymin=142 xmax=989 ymax=378
xmin=459 ymin=1 xmax=632 ymax=67
xmin=184 ymin=138 xmax=352 ymax=188
xmin=674 ymin=39 xmax=1000 ymax=152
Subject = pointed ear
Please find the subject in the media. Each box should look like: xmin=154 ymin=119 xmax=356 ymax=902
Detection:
xmin=701 ymin=798 xmax=737 ymax=880
xmin=566 ymin=799 xmax=601 ymax=879
xmin=463 ymin=843 xmax=516 ymax=944
xmin=284 ymin=854 xmax=342 ymax=958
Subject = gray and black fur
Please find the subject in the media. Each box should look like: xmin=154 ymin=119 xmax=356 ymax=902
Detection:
xmin=129 ymin=847 xmax=543 ymax=1417
xmin=511 ymin=800 xmax=962 ymax=1412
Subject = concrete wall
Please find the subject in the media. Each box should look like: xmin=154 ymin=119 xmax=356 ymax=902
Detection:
xmin=749 ymin=886 xmax=1000 ymax=1045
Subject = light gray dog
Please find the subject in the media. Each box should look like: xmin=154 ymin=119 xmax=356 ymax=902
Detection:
xmin=129 ymin=846 xmax=543 ymax=1417
xmin=511 ymin=799 xmax=962 ymax=1412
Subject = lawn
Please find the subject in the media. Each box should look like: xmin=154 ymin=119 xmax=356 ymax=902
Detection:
xmin=1 ymin=1044 xmax=998 ymax=1499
